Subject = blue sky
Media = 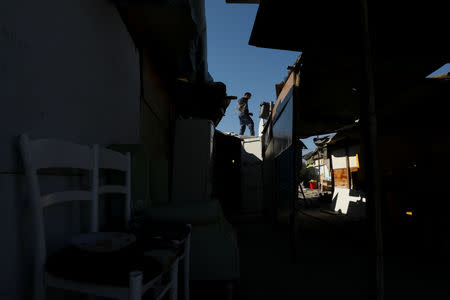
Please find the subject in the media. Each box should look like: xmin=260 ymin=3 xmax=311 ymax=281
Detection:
xmin=205 ymin=2 xmax=450 ymax=153
xmin=205 ymin=3 xmax=298 ymax=130
xmin=205 ymin=2 xmax=330 ymax=153
xmin=427 ymin=63 xmax=450 ymax=77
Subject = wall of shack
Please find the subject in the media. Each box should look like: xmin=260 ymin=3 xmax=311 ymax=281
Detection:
xmin=0 ymin=1 xmax=142 ymax=298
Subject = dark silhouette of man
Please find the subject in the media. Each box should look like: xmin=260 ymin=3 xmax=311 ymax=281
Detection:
xmin=237 ymin=92 xmax=255 ymax=136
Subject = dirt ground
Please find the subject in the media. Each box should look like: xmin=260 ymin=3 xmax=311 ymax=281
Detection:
xmin=191 ymin=187 xmax=448 ymax=300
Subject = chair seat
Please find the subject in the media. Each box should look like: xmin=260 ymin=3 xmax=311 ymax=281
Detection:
xmin=145 ymin=249 xmax=180 ymax=267
xmin=45 ymin=245 xmax=163 ymax=287
xmin=130 ymin=221 xmax=191 ymax=252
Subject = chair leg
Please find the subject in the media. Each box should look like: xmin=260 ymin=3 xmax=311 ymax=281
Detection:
xmin=183 ymin=234 xmax=191 ymax=300
xmin=34 ymin=265 xmax=46 ymax=300
xmin=169 ymin=260 xmax=179 ymax=300
xmin=128 ymin=271 xmax=143 ymax=300
xmin=38 ymin=284 xmax=46 ymax=300
xmin=225 ymin=281 xmax=235 ymax=300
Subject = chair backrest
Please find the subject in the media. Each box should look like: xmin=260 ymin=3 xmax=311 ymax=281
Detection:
xmin=19 ymin=134 xmax=98 ymax=300
xmin=96 ymin=145 xmax=131 ymax=229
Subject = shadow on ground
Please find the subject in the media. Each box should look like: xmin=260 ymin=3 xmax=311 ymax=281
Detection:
xmin=190 ymin=188 xmax=448 ymax=300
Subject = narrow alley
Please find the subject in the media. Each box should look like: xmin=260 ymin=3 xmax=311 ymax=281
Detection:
xmin=1 ymin=1 xmax=449 ymax=300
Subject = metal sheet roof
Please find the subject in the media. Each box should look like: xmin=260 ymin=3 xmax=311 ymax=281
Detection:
xmin=249 ymin=1 xmax=450 ymax=58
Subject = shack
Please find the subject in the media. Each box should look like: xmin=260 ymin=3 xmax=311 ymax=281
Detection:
xmin=303 ymin=136 xmax=333 ymax=193
xmin=324 ymin=124 xmax=365 ymax=217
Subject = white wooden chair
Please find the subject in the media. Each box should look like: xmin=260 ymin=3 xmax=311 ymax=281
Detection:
xmin=96 ymin=145 xmax=132 ymax=231
xmin=18 ymin=134 xmax=170 ymax=300
xmin=96 ymin=145 xmax=184 ymax=300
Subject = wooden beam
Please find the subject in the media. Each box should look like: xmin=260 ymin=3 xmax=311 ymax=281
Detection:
xmin=360 ymin=0 xmax=385 ymax=299
xmin=345 ymin=146 xmax=351 ymax=189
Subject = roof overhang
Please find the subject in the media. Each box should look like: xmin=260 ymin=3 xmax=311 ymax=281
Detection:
xmin=116 ymin=0 xmax=208 ymax=81
xmin=250 ymin=1 xmax=450 ymax=57
xmin=117 ymin=0 xmax=198 ymax=49
xmin=251 ymin=1 xmax=450 ymax=137
xmin=226 ymin=0 xmax=259 ymax=3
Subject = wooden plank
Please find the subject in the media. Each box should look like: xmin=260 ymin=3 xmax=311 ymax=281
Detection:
xmin=333 ymin=168 xmax=348 ymax=187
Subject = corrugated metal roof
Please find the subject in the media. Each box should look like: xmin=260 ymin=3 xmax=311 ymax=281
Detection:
xmin=313 ymin=135 xmax=334 ymax=147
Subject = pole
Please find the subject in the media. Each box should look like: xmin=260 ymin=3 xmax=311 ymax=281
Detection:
xmin=291 ymin=70 xmax=302 ymax=264
xmin=345 ymin=146 xmax=351 ymax=190
xmin=360 ymin=1 xmax=384 ymax=299
xmin=317 ymin=152 xmax=321 ymax=192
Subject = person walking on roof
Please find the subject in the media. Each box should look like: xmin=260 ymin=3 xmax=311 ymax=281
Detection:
xmin=237 ymin=92 xmax=255 ymax=136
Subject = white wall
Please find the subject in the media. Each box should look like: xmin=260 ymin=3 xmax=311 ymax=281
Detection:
xmin=0 ymin=174 xmax=25 ymax=299
xmin=348 ymin=145 xmax=360 ymax=168
xmin=320 ymin=164 xmax=332 ymax=180
xmin=241 ymin=137 xmax=263 ymax=213
xmin=0 ymin=1 xmax=139 ymax=298
xmin=0 ymin=0 xmax=140 ymax=172
xmin=331 ymin=146 xmax=360 ymax=169
xmin=331 ymin=148 xmax=347 ymax=169
xmin=171 ymin=119 xmax=215 ymax=204
xmin=242 ymin=137 xmax=263 ymax=160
